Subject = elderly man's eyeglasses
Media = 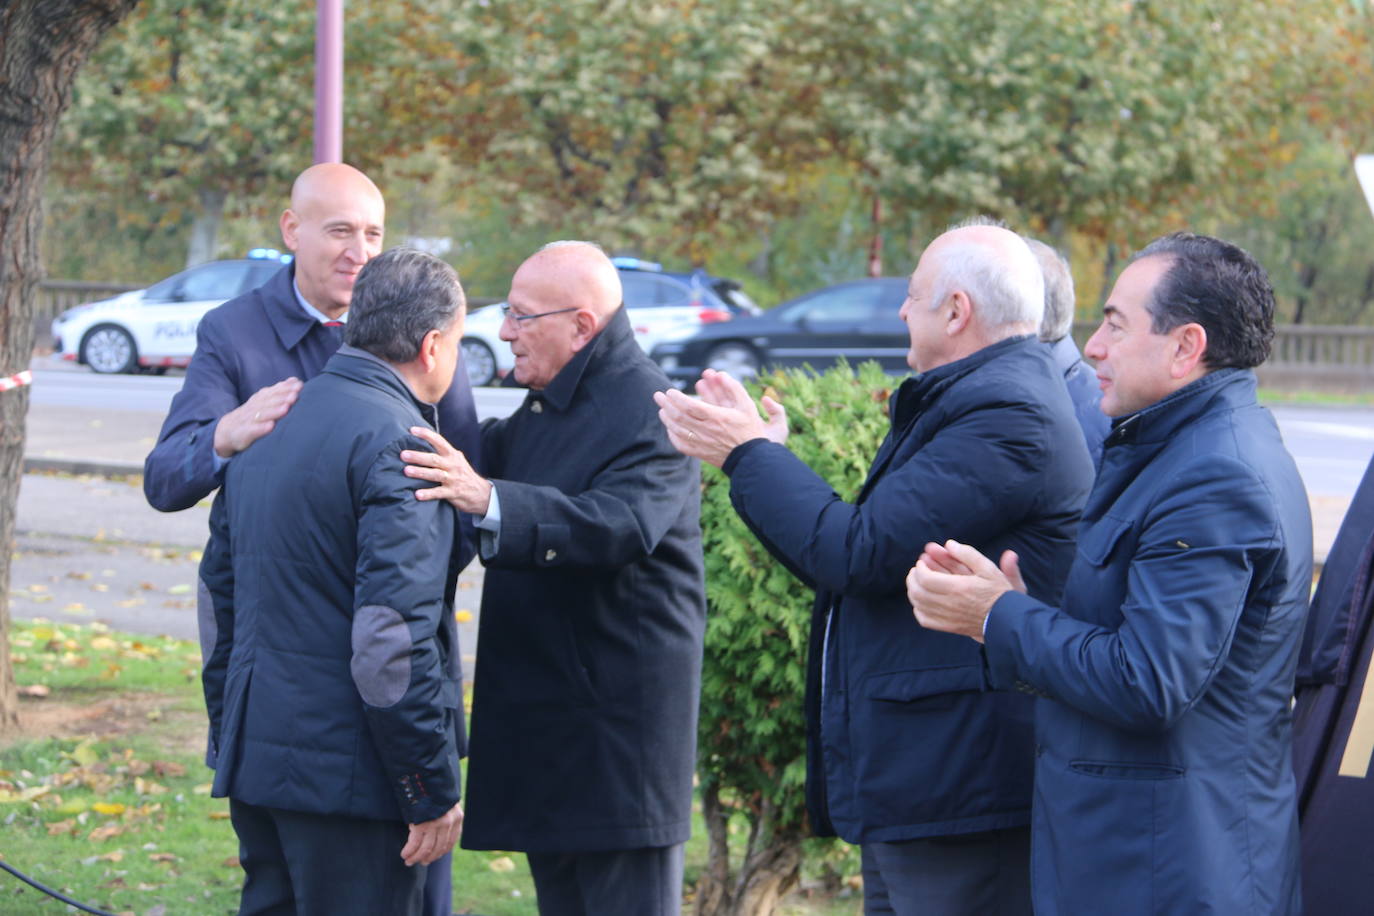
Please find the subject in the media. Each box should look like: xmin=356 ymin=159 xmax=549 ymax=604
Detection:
xmin=500 ymin=304 xmax=579 ymax=324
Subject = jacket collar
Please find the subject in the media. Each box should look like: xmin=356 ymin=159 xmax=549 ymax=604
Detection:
xmin=529 ymin=306 xmax=635 ymax=413
xmin=324 ymin=345 xmax=440 ymax=430
xmin=260 ymin=263 xmax=325 ymax=353
xmin=1103 ymin=367 xmax=1255 ymax=450
xmin=1045 ymin=335 xmax=1085 ymax=377
xmin=891 ymin=334 xmax=1035 ymax=430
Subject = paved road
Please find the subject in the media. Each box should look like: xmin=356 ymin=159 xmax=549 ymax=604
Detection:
xmin=15 ymin=358 xmax=1374 ymax=651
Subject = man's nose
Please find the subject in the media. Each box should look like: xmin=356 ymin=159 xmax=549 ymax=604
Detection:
xmin=1084 ymin=325 xmax=1107 ymax=361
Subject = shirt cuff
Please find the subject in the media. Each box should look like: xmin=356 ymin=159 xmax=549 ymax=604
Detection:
xmin=476 ymin=485 xmax=501 ymax=558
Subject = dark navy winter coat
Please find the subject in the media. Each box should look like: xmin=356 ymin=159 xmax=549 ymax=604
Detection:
xmin=983 ymin=369 xmax=1311 ymax=915
xmin=723 ymin=335 xmax=1094 ymax=843
xmin=201 ymin=349 xmax=466 ymax=824
xmin=459 ymin=307 xmax=706 ymax=853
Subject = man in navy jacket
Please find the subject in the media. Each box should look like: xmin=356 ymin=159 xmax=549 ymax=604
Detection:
xmin=202 ymin=249 xmax=467 ymax=915
xmin=909 ymin=233 xmax=1311 ymax=915
xmin=656 ymin=222 xmax=1093 ymax=914
xmin=145 ymin=163 xmax=476 ymax=915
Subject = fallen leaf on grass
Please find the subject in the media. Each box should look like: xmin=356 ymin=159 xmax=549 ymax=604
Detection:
xmin=488 ymin=856 xmax=516 ymax=872
xmin=47 ymin=818 xmax=77 ymax=835
xmin=151 ymin=761 xmax=185 ymax=778
xmin=148 ymin=852 xmax=177 ymax=863
xmin=0 ymin=785 xmax=52 ymax=803
xmin=208 ymin=811 xmax=231 ymax=820
xmin=223 ymin=856 xmax=241 ymax=868
xmin=192 ymin=783 xmax=213 ymax=795
xmin=134 ymin=777 xmax=168 ymax=796
xmin=18 ymin=684 xmax=50 ymax=698
xmin=100 ymin=877 xmax=127 ymax=889
xmin=93 ymin=802 xmax=126 ymax=816
xmin=90 ymin=636 xmax=117 ymax=651
xmin=98 ymin=850 xmax=125 ymax=862
xmin=88 ymin=824 xmax=124 ymax=841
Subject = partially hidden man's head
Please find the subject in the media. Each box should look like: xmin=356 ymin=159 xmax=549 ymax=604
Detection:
xmin=280 ymin=163 xmax=386 ymax=319
xmin=1086 ymin=232 xmax=1274 ymax=418
xmin=900 ymin=218 xmax=1044 ymax=373
xmin=345 ymin=248 xmax=467 ymax=404
xmin=500 ymin=240 xmax=623 ymax=390
xmin=1025 ymin=238 xmax=1075 ymax=343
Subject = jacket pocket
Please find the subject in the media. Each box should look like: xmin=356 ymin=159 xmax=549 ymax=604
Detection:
xmin=865 ymin=665 xmax=985 ymax=711
xmin=1069 ymin=759 xmax=1185 ymax=780
xmin=1078 ymin=513 xmax=1135 ymax=567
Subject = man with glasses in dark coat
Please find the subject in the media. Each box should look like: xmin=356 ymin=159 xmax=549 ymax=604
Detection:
xmin=401 ymin=241 xmax=705 ymax=915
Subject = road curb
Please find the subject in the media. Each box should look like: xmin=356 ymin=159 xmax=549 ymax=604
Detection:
xmin=24 ymin=456 xmax=143 ymax=479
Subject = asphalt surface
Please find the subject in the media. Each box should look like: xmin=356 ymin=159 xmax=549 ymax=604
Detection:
xmin=12 ymin=357 xmax=1374 ymax=656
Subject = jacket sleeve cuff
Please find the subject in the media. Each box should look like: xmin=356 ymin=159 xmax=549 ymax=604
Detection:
xmin=721 ymin=437 xmax=770 ymax=476
xmin=983 ymin=590 xmax=1042 ymax=690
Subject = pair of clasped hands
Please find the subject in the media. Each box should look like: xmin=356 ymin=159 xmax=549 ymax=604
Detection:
xmin=652 ymin=369 xmax=1028 ymax=643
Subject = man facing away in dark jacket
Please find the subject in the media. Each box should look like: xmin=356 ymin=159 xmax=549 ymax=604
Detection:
xmin=1026 ymin=238 xmax=1109 ymax=467
xmin=398 ymin=241 xmax=706 ymax=916
xmin=656 ymin=221 xmax=1094 ymax=915
xmin=909 ymin=233 xmax=1312 ymax=915
xmin=201 ymin=248 xmax=470 ymax=916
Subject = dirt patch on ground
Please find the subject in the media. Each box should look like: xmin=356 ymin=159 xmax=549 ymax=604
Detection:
xmin=4 ymin=692 xmax=206 ymax=757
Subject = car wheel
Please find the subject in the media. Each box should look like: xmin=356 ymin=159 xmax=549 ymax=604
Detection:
xmin=80 ymin=324 xmax=139 ymax=374
xmin=462 ymin=338 xmax=497 ymax=387
xmin=705 ymin=342 xmax=761 ymax=380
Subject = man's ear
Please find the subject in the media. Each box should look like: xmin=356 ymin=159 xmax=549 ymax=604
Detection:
xmin=418 ymin=328 xmax=443 ymax=372
xmin=945 ymin=290 xmax=973 ymax=336
xmin=1170 ymin=322 xmax=1208 ymax=379
xmin=280 ymin=208 xmax=300 ymax=252
xmin=570 ymin=308 xmax=600 ymax=350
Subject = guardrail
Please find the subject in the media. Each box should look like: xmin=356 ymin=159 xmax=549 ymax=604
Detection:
xmin=1072 ymin=321 xmax=1374 ymax=392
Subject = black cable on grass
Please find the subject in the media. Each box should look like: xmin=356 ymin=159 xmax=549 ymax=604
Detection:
xmin=0 ymin=856 xmax=122 ymax=916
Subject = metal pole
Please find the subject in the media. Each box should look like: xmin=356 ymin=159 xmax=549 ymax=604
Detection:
xmin=314 ymin=0 xmax=343 ymax=163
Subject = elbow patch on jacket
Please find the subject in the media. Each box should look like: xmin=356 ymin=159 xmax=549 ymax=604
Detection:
xmin=197 ymin=579 xmax=217 ymax=664
xmin=350 ymin=605 xmax=411 ymax=708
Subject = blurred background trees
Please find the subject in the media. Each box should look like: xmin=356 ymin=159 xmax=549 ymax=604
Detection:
xmin=44 ymin=0 xmax=1374 ymax=314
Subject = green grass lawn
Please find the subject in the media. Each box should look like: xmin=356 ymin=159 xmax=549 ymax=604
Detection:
xmin=1 ymin=620 xmax=860 ymax=916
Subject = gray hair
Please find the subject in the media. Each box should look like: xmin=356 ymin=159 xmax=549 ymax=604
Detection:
xmin=345 ymin=247 xmax=465 ymax=363
xmin=1025 ymin=238 xmax=1075 ymax=342
xmin=928 ymin=217 xmax=1044 ymax=329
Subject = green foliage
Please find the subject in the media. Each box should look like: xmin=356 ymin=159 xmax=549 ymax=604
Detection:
xmin=697 ymin=360 xmax=893 ymax=838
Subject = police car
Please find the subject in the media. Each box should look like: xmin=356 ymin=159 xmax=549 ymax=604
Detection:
xmin=52 ymin=251 xmax=291 ymax=374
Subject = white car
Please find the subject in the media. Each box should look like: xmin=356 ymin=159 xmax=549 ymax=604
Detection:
xmin=460 ymin=259 xmax=756 ymax=387
xmin=52 ymin=255 xmax=288 ymax=374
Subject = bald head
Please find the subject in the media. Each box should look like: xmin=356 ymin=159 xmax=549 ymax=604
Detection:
xmin=290 ymin=163 xmax=384 ymax=220
xmin=501 ymin=240 xmax=623 ymax=389
xmin=514 ymin=241 xmax=623 ymax=325
xmin=280 ymin=163 xmax=386 ymax=318
xmin=923 ymin=224 xmax=1044 ymax=331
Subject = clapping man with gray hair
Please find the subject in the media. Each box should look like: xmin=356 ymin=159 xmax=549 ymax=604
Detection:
xmin=201 ymin=248 xmax=472 ymax=916
xmin=656 ymin=222 xmax=1093 ymax=914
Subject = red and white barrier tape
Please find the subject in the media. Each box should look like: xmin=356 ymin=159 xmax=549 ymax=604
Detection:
xmin=0 ymin=370 xmax=33 ymax=392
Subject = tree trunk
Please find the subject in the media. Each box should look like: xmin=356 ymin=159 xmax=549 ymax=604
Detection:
xmin=0 ymin=0 xmax=142 ymax=737
xmin=695 ymin=790 xmax=804 ymax=916
xmin=185 ymin=185 xmax=227 ymax=267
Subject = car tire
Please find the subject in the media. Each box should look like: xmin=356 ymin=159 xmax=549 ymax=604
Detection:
xmin=705 ymin=342 xmax=761 ymax=380
xmin=80 ymin=324 xmax=139 ymax=374
xmin=462 ymin=338 xmax=498 ymax=387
